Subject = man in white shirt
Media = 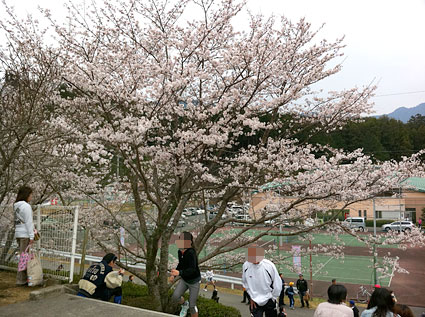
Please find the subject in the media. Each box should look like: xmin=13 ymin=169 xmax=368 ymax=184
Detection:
xmin=242 ymin=245 xmax=282 ymax=317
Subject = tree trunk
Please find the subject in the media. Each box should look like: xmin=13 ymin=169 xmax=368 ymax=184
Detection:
xmin=145 ymin=234 xmax=162 ymax=311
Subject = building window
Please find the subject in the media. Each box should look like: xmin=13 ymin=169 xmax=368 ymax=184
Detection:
xmin=358 ymin=210 xmax=361 ymax=217
xmin=364 ymin=210 xmax=367 ymax=219
xmin=376 ymin=210 xmax=382 ymax=218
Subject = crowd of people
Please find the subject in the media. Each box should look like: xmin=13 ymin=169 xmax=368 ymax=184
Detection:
xmin=11 ymin=186 xmax=422 ymax=317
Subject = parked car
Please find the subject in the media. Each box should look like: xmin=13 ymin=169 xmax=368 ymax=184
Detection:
xmin=229 ymin=206 xmax=245 ymax=215
xmin=264 ymin=219 xmax=276 ymax=227
xmin=343 ymin=217 xmax=366 ymax=231
xmin=183 ymin=208 xmax=192 ymax=216
xmin=195 ymin=208 xmax=205 ymax=215
xmin=382 ymin=221 xmax=414 ymax=232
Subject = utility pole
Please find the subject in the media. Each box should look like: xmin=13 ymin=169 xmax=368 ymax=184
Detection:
xmin=399 ymin=187 xmax=402 ymax=232
xmin=372 ymin=198 xmax=377 ymax=285
xmin=309 ymin=239 xmax=313 ymax=298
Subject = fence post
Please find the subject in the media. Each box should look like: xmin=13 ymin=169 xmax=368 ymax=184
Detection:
xmin=79 ymin=227 xmax=89 ymax=279
xmin=36 ymin=205 xmax=41 ymax=250
xmin=69 ymin=206 xmax=79 ymax=283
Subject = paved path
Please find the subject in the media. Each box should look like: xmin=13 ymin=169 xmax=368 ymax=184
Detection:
xmin=1 ymin=286 xmax=423 ymax=317
xmin=200 ymin=288 xmax=315 ymax=317
xmin=0 ymin=293 xmax=173 ymax=317
xmin=200 ymin=288 xmax=425 ymax=317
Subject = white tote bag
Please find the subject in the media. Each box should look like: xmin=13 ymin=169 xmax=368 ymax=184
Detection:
xmin=27 ymin=251 xmax=43 ymax=286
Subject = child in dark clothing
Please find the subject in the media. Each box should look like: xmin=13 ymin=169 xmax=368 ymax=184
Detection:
xmin=285 ymin=282 xmax=295 ymax=310
xmin=278 ymin=306 xmax=287 ymax=317
xmin=211 ymin=289 xmax=219 ymax=303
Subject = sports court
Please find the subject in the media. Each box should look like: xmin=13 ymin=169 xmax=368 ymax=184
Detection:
xmin=182 ymin=228 xmax=395 ymax=287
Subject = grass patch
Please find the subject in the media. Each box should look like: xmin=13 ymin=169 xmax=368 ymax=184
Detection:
xmin=122 ymin=282 xmax=241 ymax=316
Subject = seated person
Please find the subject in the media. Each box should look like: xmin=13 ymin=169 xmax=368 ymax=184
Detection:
xmin=77 ymin=253 xmax=124 ymax=304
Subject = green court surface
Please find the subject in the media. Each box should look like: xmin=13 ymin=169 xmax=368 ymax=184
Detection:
xmin=209 ymin=228 xmax=398 ymax=248
xmin=274 ymin=253 xmax=391 ymax=287
xmin=165 ymin=228 xmax=394 ymax=287
xmin=170 ymin=228 xmax=394 ymax=287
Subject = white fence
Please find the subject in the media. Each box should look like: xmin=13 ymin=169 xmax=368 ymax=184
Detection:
xmin=1 ymin=204 xmax=245 ymax=287
xmin=0 ymin=205 xmax=79 ymax=282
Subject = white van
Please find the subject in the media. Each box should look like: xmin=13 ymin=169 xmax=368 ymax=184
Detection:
xmin=343 ymin=217 xmax=366 ymax=231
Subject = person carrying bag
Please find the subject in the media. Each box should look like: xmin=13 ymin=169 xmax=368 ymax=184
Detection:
xmin=26 ymin=247 xmax=43 ymax=286
xmin=14 ymin=186 xmax=35 ymax=286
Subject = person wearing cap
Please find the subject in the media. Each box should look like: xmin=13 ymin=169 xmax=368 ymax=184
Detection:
xmin=242 ymin=245 xmax=282 ymax=316
xmin=285 ymin=282 xmax=295 ymax=310
xmin=296 ymin=273 xmax=309 ymax=308
xmin=349 ymin=300 xmax=360 ymax=317
xmin=77 ymin=253 xmax=124 ymax=304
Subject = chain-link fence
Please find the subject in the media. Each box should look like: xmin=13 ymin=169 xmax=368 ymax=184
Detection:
xmin=0 ymin=204 xmax=79 ymax=282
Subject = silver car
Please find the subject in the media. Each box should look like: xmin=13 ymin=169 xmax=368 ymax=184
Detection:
xmin=382 ymin=221 xmax=414 ymax=232
xmin=343 ymin=217 xmax=366 ymax=231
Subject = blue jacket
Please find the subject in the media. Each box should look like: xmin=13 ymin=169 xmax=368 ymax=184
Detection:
xmin=285 ymin=286 xmax=295 ymax=297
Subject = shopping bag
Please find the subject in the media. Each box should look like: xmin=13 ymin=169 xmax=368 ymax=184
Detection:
xmin=18 ymin=245 xmax=31 ymax=272
xmin=27 ymin=251 xmax=43 ymax=286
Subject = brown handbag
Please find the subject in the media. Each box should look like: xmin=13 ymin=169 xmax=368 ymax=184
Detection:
xmin=34 ymin=229 xmax=41 ymax=241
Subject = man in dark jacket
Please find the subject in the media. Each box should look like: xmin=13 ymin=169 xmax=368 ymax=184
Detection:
xmin=77 ymin=253 xmax=124 ymax=304
xmin=296 ymin=273 xmax=309 ymax=308
xmin=278 ymin=273 xmax=286 ymax=307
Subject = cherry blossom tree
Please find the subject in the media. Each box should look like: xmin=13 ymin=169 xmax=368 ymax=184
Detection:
xmin=0 ymin=1 xmax=79 ymax=263
xmin=2 ymin=0 xmax=424 ymax=312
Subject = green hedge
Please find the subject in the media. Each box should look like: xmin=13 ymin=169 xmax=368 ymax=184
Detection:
xmin=122 ymin=282 xmax=241 ymax=317
xmin=365 ymin=219 xmax=395 ymax=227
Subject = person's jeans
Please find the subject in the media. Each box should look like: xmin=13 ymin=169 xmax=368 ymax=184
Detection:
xmin=249 ymin=298 xmax=277 ymax=317
xmin=171 ymin=279 xmax=200 ymax=315
xmin=288 ymin=295 xmax=294 ymax=308
xmin=299 ymin=291 xmax=309 ymax=307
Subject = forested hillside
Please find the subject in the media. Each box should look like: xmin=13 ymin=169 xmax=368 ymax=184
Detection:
xmin=312 ymin=114 xmax=425 ymax=161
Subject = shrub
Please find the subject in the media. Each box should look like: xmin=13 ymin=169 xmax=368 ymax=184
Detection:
xmin=122 ymin=282 xmax=241 ymax=317
xmin=196 ymin=296 xmax=241 ymax=317
xmin=365 ymin=219 xmax=395 ymax=227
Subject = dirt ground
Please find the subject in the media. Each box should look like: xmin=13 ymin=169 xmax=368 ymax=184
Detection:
xmin=0 ymin=270 xmax=58 ymax=307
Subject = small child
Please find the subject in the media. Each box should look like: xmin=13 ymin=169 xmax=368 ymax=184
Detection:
xmin=211 ymin=289 xmax=219 ymax=303
xmin=349 ymin=300 xmax=359 ymax=317
xmin=278 ymin=306 xmax=287 ymax=317
xmin=285 ymin=282 xmax=295 ymax=310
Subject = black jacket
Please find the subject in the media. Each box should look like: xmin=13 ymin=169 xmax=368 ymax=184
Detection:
xmin=176 ymin=247 xmax=201 ymax=283
xmin=296 ymin=278 xmax=308 ymax=292
xmin=352 ymin=305 xmax=360 ymax=317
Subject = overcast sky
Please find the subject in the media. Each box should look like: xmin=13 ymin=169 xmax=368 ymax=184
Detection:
xmin=3 ymin=0 xmax=425 ymax=115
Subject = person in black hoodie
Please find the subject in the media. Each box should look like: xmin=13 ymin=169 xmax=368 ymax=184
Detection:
xmin=77 ymin=253 xmax=124 ymax=304
xmin=170 ymin=231 xmax=201 ymax=317
xmin=296 ymin=273 xmax=309 ymax=308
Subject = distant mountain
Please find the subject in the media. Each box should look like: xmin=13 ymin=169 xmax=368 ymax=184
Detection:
xmin=378 ymin=102 xmax=425 ymax=123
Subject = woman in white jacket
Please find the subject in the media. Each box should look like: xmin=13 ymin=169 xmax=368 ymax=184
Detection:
xmin=14 ymin=186 xmax=34 ymax=286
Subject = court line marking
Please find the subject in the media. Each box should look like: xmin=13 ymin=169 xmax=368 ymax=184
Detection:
xmin=388 ymin=260 xmax=396 ymax=287
xmin=312 ymin=256 xmax=334 ymax=277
